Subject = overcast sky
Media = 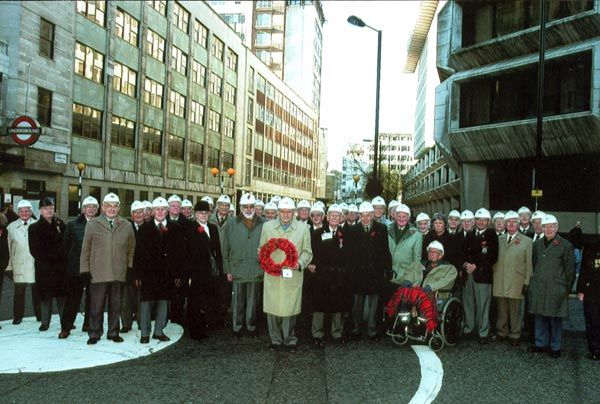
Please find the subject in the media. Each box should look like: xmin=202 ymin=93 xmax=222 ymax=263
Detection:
xmin=320 ymin=1 xmax=421 ymax=171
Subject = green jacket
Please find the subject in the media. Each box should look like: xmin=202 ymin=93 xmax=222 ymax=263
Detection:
xmin=404 ymin=260 xmax=457 ymax=292
xmin=388 ymin=224 xmax=423 ymax=284
xmin=220 ymin=214 xmax=266 ymax=283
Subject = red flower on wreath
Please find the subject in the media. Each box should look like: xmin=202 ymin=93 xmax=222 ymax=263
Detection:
xmin=259 ymin=238 xmax=299 ymax=277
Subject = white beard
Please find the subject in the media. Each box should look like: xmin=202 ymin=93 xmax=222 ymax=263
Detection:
xmin=242 ymin=212 xmax=254 ymax=219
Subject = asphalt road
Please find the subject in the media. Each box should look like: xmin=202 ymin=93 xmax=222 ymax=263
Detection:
xmin=1 ymin=277 xmax=599 ymax=404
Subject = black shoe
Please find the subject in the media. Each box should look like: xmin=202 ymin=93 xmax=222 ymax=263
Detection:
xmin=587 ymin=353 xmax=600 ymax=361
xmin=39 ymin=324 xmax=49 ymax=332
xmin=70 ymin=325 xmax=76 ymax=330
xmin=140 ymin=337 xmax=150 ymax=344
xmin=462 ymin=332 xmax=474 ymax=340
xmin=152 ymin=334 xmax=170 ymax=342
xmin=269 ymin=343 xmax=281 ymax=351
xmin=247 ymin=329 xmax=258 ymax=338
xmin=232 ymin=330 xmax=242 ymax=339
xmin=87 ymin=337 xmax=99 ymax=345
xmin=286 ymin=344 xmax=297 ymax=352
xmin=108 ymin=335 xmax=124 ymax=343
xmin=313 ymin=338 xmax=323 ymax=348
xmin=120 ymin=327 xmax=131 ymax=333
xmin=528 ymin=346 xmax=549 ymax=354
xmin=549 ymin=350 xmax=561 ymax=358
xmin=58 ymin=330 xmax=70 ymax=339
xmin=509 ymin=338 xmax=520 ymax=347
xmin=495 ymin=335 xmax=507 ymax=342
xmin=333 ymin=337 xmax=346 ymax=345
xmin=478 ymin=337 xmax=489 ymax=345
xmin=12 ymin=318 xmax=22 ymax=325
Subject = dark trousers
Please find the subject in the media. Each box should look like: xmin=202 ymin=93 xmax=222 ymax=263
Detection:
xmin=14 ymin=282 xmax=41 ymax=321
xmin=88 ymin=282 xmax=122 ymax=339
xmin=121 ymin=284 xmax=140 ymax=329
xmin=534 ymin=315 xmax=563 ymax=351
xmin=40 ymin=297 xmax=65 ymax=326
xmin=169 ymin=284 xmax=186 ymax=325
xmin=61 ymin=276 xmax=85 ymax=332
xmin=583 ymin=300 xmax=600 ymax=355
xmin=217 ymin=275 xmax=231 ymax=328
xmin=140 ymin=300 xmax=168 ymax=338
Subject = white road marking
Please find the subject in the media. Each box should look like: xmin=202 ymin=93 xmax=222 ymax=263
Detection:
xmin=0 ymin=314 xmax=183 ymax=373
xmin=409 ymin=345 xmax=444 ymax=404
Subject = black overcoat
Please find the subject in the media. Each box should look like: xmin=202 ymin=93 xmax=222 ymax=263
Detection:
xmin=28 ymin=217 xmax=67 ymax=299
xmin=465 ymin=228 xmax=499 ymax=284
xmin=577 ymin=241 xmax=600 ymax=304
xmin=188 ymin=221 xmax=222 ymax=294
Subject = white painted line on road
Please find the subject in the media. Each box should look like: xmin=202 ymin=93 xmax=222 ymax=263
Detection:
xmin=409 ymin=345 xmax=443 ymax=404
xmin=0 ymin=314 xmax=183 ymax=373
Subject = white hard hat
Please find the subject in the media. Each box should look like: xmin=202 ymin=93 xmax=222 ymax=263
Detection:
xmin=541 ymin=214 xmax=558 ymax=225
xmin=358 ymin=201 xmax=374 ymax=213
xmin=314 ymin=201 xmax=325 ymax=208
xmin=270 ymin=195 xmax=282 ymax=204
xmin=16 ymin=200 xmax=33 ymax=210
xmin=143 ymin=201 xmax=153 ymax=209
xmin=503 ymin=210 xmax=519 ymax=221
xmin=448 ymin=209 xmax=461 ymax=218
xmin=264 ymin=202 xmax=278 ymax=211
xmin=395 ymin=203 xmax=411 ymax=215
xmin=310 ymin=204 xmax=324 ymax=214
xmin=328 ymin=204 xmax=343 ymax=214
xmin=460 ymin=210 xmax=474 ymax=220
xmin=371 ymin=196 xmax=386 ymax=206
xmin=297 ymin=200 xmax=311 ymax=209
xmin=181 ymin=199 xmax=193 ymax=208
xmin=278 ymin=197 xmax=295 ymax=210
xmin=531 ymin=210 xmax=546 ymax=220
xmin=152 ymin=197 xmax=169 ymax=208
xmin=492 ymin=212 xmax=505 ymax=221
xmin=130 ymin=200 xmax=144 ymax=212
xmin=239 ymin=192 xmax=256 ymax=205
xmin=201 ymin=196 xmax=214 ymax=205
xmin=217 ymin=195 xmax=231 ymax=205
xmin=339 ymin=202 xmax=349 ymax=211
xmin=427 ymin=240 xmax=445 ymax=254
xmin=388 ymin=200 xmax=399 ymax=210
xmin=475 ymin=208 xmax=491 ymax=220
xmin=348 ymin=204 xmax=358 ymax=213
xmin=255 ymin=199 xmax=265 ymax=207
xmin=416 ymin=212 xmax=430 ymax=222
xmin=517 ymin=206 xmax=531 ymax=215
xmin=167 ymin=194 xmax=181 ymax=204
xmin=103 ymin=193 xmax=120 ymax=204
xmin=82 ymin=196 xmax=99 ymax=207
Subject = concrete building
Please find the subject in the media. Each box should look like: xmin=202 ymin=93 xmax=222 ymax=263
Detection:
xmin=402 ymin=1 xmax=461 ymax=214
xmin=369 ymin=133 xmax=415 ymax=176
xmin=0 ymin=0 xmax=320 ymax=218
xmin=209 ymin=0 xmax=324 ymax=110
xmin=434 ymin=0 xmax=600 ymax=232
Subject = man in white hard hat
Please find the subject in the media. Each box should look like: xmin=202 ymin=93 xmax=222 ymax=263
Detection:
xmin=402 ymin=241 xmax=457 ymax=293
xmin=255 ymin=200 xmax=265 ymax=217
xmin=416 ymin=212 xmax=431 ymax=236
xmin=134 ymin=197 xmax=186 ymax=344
xmin=5 ymin=199 xmax=41 ymax=324
xmin=210 ymin=195 xmax=232 ymax=229
xmin=493 ymin=211 xmax=532 ymax=346
xmin=371 ymin=196 xmax=390 ymax=226
xmin=221 ymin=193 xmax=266 ymax=338
xmin=388 ymin=204 xmax=422 ymax=287
xmin=63 ymin=196 xmax=99 ymax=334
xmin=181 ymin=199 xmax=194 ymax=220
xmin=347 ymin=201 xmax=392 ymax=340
xmin=339 ymin=202 xmax=349 ymax=224
xmin=81 ymin=193 xmax=135 ymax=345
xmin=530 ymin=211 xmax=545 ymax=242
xmin=259 ymin=197 xmax=313 ymax=350
xmin=263 ymin=202 xmax=278 ymax=221
xmin=517 ymin=206 xmax=534 ymax=237
xmin=297 ymin=200 xmax=311 ymax=225
xmin=493 ymin=212 xmax=506 ymax=237
xmin=388 ymin=200 xmax=399 ymax=223
xmin=142 ymin=200 xmax=153 ymax=222
xmin=447 ymin=210 xmax=461 ymax=235
xmin=463 ymin=208 xmax=499 ymax=344
xmin=343 ymin=204 xmax=359 ymax=229
xmin=120 ymin=200 xmax=145 ymax=334
xmin=310 ymin=204 xmax=325 ymax=232
xmin=453 ymin=210 xmax=475 ymax=299
xmin=528 ymin=215 xmax=575 ymax=358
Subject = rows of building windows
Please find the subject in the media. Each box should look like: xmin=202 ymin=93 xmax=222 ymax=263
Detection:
xmin=404 ymin=164 xmax=459 ymax=198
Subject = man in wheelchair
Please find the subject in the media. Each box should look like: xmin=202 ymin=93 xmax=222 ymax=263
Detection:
xmin=385 ymin=241 xmax=460 ymax=350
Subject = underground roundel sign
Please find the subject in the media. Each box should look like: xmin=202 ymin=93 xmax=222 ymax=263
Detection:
xmin=8 ymin=115 xmax=41 ymax=146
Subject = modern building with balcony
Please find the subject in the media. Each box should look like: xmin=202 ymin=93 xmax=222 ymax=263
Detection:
xmin=433 ymin=0 xmax=600 ymax=230
xmin=0 ymin=0 xmax=320 ymax=218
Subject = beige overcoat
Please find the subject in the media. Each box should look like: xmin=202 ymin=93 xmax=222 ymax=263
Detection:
xmin=6 ymin=219 xmax=37 ymax=283
xmin=493 ymin=232 xmax=533 ymax=299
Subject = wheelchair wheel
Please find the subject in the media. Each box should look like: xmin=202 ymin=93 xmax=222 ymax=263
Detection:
xmin=428 ymin=331 xmax=445 ymax=352
xmin=440 ymin=297 xmax=464 ymax=346
xmin=390 ymin=315 xmax=409 ymax=346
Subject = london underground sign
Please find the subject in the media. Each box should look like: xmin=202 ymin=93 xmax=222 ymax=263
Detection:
xmin=8 ymin=115 xmax=41 ymax=146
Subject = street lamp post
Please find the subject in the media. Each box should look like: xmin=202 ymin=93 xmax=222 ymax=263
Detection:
xmin=348 ymin=15 xmax=382 ymax=197
xmin=353 ymin=174 xmax=360 ymax=204
xmin=211 ymin=167 xmax=236 ymax=195
xmin=76 ymin=162 xmax=86 ymax=211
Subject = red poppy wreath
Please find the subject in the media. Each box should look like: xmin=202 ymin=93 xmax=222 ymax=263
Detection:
xmin=259 ymin=238 xmax=299 ymax=277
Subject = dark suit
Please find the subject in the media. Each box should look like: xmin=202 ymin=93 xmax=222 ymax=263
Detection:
xmin=463 ymin=228 xmax=498 ymax=338
xmin=120 ymin=220 xmax=143 ymax=330
xmin=187 ymin=221 xmax=223 ymax=339
xmin=347 ymin=221 xmax=392 ymax=337
xmin=134 ymin=220 xmax=185 ymax=337
xmin=168 ymin=214 xmax=195 ymax=324
xmin=577 ymin=241 xmax=600 ymax=356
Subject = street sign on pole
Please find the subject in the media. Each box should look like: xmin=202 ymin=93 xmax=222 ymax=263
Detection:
xmin=8 ymin=115 xmax=41 ymax=146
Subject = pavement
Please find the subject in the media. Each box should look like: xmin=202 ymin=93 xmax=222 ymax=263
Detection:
xmin=1 ymin=276 xmax=600 ymax=404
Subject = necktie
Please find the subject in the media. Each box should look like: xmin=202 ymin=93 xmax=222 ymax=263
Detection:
xmin=109 ymin=220 xmax=114 ymax=229
xmin=23 ymin=221 xmax=28 ymax=226
xmin=158 ymin=222 xmax=164 ymax=231
xmin=508 ymin=235 xmax=512 ymax=244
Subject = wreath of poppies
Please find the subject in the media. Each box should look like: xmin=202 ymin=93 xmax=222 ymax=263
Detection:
xmin=259 ymin=237 xmax=299 ymax=277
xmin=386 ymin=286 xmax=437 ymax=332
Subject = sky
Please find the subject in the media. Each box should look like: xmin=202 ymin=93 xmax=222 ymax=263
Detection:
xmin=319 ymin=1 xmax=421 ymax=171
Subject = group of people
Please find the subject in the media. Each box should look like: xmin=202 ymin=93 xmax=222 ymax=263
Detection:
xmin=0 ymin=193 xmax=598 ymax=362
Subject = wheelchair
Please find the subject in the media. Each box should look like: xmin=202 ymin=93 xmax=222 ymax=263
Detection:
xmin=384 ymin=286 xmax=464 ymax=352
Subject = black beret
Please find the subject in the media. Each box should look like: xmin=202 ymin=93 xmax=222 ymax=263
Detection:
xmin=39 ymin=197 xmax=55 ymax=208
xmin=194 ymin=200 xmax=210 ymax=212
